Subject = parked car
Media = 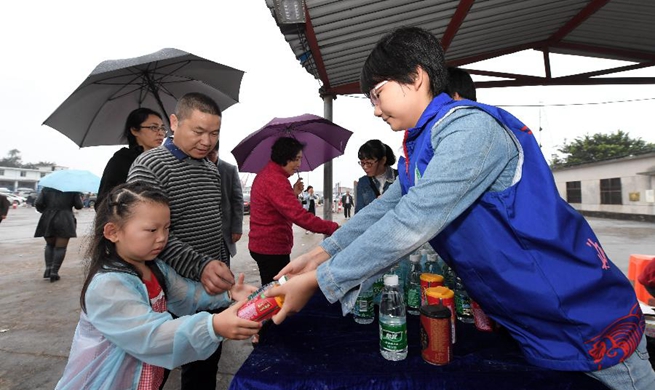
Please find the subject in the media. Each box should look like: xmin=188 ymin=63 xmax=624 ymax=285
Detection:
xmin=0 ymin=191 xmax=25 ymax=206
xmin=243 ymin=194 xmax=250 ymax=215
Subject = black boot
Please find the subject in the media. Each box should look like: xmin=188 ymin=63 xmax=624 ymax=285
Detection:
xmin=50 ymin=247 xmax=66 ymax=282
xmin=43 ymin=245 xmax=54 ymax=278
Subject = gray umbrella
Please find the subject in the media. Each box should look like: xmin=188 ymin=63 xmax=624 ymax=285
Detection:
xmin=43 ymin=48 xmax=244 ymax=147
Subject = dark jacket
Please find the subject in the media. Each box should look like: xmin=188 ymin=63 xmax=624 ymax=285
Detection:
xmin=341 ymin=194 xmax=353 ymax=208
xmin=96 ymin=146 xmax=143 ymax=210
xmin=217 ymin=158 xmax=244 ymax=258
xmin=0 ymin=194 xmax=9 ymax=223
xmin=34 ymin=188 xmax=84 ymax=238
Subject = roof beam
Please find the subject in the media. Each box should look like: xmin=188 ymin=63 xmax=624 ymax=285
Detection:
xmin=449 ymin=40 xmax=548 ymax=66
xmin=547 ymin=0 xmax=610 ymax=43
xmin=441 ymin=0 xmax=475 ymax=52
xmin=548 ymin=42 xmax=655 ymax=62
xmin=476 ymin=77 xmax=655 ymax=88
xmin=557 ymin=62 xmax=655 ymax=79
xmin=303 ymin=7 xmax=331 ymax=89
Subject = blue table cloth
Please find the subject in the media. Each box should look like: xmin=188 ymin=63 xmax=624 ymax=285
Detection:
xmin=230 ymin=294 xmax=607 ymax=390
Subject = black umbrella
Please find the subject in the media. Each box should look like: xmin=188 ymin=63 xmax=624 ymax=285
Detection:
xmin=43 ymin=48 xmax=244 ymax=147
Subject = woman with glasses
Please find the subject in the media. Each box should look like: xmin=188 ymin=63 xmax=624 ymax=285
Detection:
xmin=354 ymin=139 xmax=397 ymax=214
xmin=268 ymin=27 xmax=654 ymax=390
xmin=96 ymin=108 xmax=166 ymax=209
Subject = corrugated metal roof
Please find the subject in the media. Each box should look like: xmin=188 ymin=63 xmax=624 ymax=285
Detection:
xmin=265 ymin=0 xmax=655 ymax=94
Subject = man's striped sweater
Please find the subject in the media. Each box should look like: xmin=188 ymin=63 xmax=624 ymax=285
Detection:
xmin=127 ymin=146 xmax=227 ymax=280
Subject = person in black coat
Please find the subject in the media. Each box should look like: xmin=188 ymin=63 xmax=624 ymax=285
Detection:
xmin=0 ymin=194 xmax=9 ymax=223
xmin=95 ymin=107 xmax=166 ymax=210
xmin=34 ymin=187 xmax=84 ymax=281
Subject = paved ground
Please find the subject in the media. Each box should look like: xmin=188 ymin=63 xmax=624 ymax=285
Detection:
xmin=0 ymin=206 xmax=653 ymax=389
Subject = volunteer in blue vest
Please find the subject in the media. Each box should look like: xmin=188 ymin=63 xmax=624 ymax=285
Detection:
xmin=267 ymin=26 xmax=654 ymax=390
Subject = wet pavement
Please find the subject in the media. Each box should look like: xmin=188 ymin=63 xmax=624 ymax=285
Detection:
xmin=0 ymin=207 xmax=653 ymax=389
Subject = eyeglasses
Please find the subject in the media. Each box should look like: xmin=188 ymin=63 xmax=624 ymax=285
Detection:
xmin=369 ymin=80 xmax=389 ymax=107
xmin=140 ymin=125 xmax=167 ymax=133
xmin=358 ymin=159 xmax=378 ymax=168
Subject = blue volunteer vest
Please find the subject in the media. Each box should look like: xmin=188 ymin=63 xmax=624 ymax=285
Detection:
xmin=399 ymin=93 xmax=644 ymax=371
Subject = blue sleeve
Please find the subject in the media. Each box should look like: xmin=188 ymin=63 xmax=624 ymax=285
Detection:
xmin=84 ymin=271 xmax=228 ymax=370
xmin=317 ymin=109 xmax=517 ymax=314
xmin=320 ymin=180 xmax=402 ymax=257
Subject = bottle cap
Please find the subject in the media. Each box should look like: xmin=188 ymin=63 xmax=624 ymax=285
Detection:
xmin=409 ymin=254 xmax=421 ymax=263
xmin=384 ymin=274 xmax=399 ymax=286
xmin=278 ymin=275 xmax=288 ymax=285
xmin=420 ymin=248 xmax=429 ymax=255
xmin=427 ymin=254 xmax=437 ymax=262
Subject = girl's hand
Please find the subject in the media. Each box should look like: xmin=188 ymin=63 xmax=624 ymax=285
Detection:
xmin=230 ymin=273 xmax=258 ymax=302
xmin=212 ymin=301 xmax=261 ymax=340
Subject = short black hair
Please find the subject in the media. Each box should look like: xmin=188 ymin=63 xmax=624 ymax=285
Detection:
xmin=358 ymin=139 xmax=396 ymax=167
xmin=360 ymin=26 xmax=448 ymax=98
xmin=175 ymin=92 xmax=222 ymax=122
xmin=445 ymin=67 xmax=477 ymax=101
xmin=124 ymin=108 xmax=163 ymax=148
xmin=271 ymin=137 xmax=305 ymax=166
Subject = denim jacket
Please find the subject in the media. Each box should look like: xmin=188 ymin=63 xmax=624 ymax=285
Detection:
xmin=318 ymin=106 xmax=518 ymax=311
xmin=318 ymin=94 xmax=642 ymax=372
xmin=354 ymin=167 xmax=397 ymax=214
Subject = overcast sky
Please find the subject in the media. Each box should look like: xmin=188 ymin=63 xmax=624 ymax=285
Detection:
xmin=2 ymin=1 xmax=655 ymax=192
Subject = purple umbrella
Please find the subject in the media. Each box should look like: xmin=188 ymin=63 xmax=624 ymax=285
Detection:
xmin=231 ymin=114 xmax=353 ymax=173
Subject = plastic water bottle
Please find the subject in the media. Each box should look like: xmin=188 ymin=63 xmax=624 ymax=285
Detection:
xmin=425 ymin=253 xmax=443 ymax=275
xmin=353 ymin=287 xmax=375 ymax=324
xmin=420 ymin=248 xmax=429 ymax=269
xmin=442 ymin=263 xmax=455 ymax=290
xmin=379 ymin=274 xmax=408 ymax=361
xmin=371 ymin=276 xmax=384 ymax=305
xmin=454 ymin=276 xmax=474 ymax=323
xmin=406 ymin=254 xmax=422 ymax=315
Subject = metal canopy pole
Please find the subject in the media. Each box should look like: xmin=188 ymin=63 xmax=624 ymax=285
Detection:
xmin=323 ymin=94 xmax=334 ymax=221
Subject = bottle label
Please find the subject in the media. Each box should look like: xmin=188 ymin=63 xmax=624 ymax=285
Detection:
xmin=455 ymin=294 xmax=472 ymax=316
xmin=380 ymin=322 xmax=408 ymax=351
xmin=407 ymin=287 xmax=421 ymax=309
xmin=354 ymin=295 xmax=374 ymax=317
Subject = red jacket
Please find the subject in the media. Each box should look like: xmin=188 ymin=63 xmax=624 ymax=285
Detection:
xmin=248 ymin=162 xmax=338 ymax=255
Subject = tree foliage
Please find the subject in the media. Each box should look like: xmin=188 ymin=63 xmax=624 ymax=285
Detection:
xmin=551 ymin=130 xmax=655 ymax=168
xmin=0 ymin=150 xmax=56 ymax=168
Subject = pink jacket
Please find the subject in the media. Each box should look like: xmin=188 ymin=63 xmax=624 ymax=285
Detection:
xmin=248 ymin=162 xmax=338 ymax=255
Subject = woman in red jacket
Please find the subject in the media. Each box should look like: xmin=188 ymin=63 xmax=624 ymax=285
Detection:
xmin=249 ymin=137 xmax=339 ymax=285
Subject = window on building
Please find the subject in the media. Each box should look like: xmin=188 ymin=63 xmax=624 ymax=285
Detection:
xmin=20 ymin=171 xmax=26 ymax=177
xmin=0 ymin=169 xmax=4 ymax=175
xmin=40 ymin=172 xmax=46 ymax=178
xmin=600 ymin=178 xmax=622 ymax=205
xmin=566 ymin=181 xmax=582 ymax=203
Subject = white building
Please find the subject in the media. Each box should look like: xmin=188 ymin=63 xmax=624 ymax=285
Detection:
xmin=0 ymin=164 xmax=67 ymax=192
xmin=551 ymin=152 xmax=655 ymax=221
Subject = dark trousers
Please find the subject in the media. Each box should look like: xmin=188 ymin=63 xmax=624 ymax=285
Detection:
xmin=344 ymin=204 xmax=352 ymax=218
xmin=250 ymin=251 xmax=290 ymax=285
xmin=180 ymin=321 xmax=224 ymax=389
